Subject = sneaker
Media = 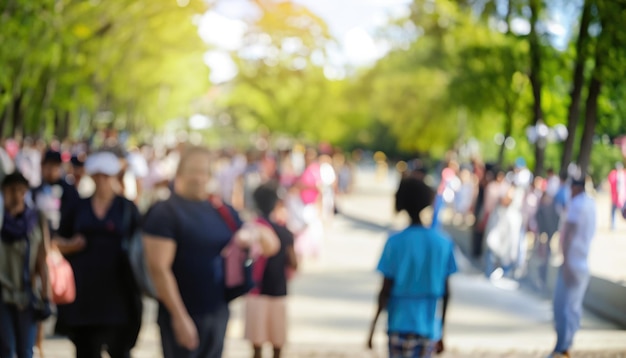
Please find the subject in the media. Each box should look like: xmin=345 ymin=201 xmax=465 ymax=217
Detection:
xmin=546 ymin=351 xmax=570 ymax=358
xmin=490 ymin=267 xmax=504 ymax=280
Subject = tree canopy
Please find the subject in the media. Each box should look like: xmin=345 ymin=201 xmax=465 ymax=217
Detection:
xmin=3 ymin=0 xmax=626 ymax=181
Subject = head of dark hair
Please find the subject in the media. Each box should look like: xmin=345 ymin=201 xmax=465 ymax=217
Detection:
xmin=42 ymin=150 xmax=62 ymax=165
xmin=1 ymin=172 xmax=30 ymax=189
xmin=395 ymin=177 xmax=434 ymax=224
xmin=253 ymin=183 xmax=279 ymax=217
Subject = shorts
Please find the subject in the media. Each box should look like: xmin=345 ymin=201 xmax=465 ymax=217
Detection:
xmin=244 ymin=295 xmax=287 ymax=347
xmin=388 ymin=332 xmax=435 ymax=358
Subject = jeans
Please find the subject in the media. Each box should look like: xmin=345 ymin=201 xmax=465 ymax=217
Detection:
xmin=484 ymin=249 xmax=513 ymax=278
xmin=553 ymin=268 xmax=590 ymax=353
xmin=0 ymin=300 xmax=37 ymax=358
xmin=158 ymin=305 xmax=230 ymax=358
xmin=611 ymin=203 xmax=620 ymax=230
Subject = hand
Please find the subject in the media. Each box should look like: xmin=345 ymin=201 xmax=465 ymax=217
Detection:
xmin=33 ymin=299 xmax=54 ymax=321
xmin=172 ymin=314 xmax=199 ymax=351
xmin=366 ymin=322 xmax=376 ymax=350
xmin=56 ymin=235 xmax=86 ymax=255
xmin=562 ymin=267 xmax=579 ymax=287
xmin=435 ymin=339 xmax=445 ymax=354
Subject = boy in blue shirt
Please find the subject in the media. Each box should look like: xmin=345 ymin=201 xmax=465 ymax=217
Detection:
xmin=368 ymin=177 xmax=457 ymax=357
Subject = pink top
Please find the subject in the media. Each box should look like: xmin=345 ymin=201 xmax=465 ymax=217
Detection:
xmin=299 ymin=163 xmax=321 ymax=205
xmin=608 ymin=169 xmax=626 ymax=206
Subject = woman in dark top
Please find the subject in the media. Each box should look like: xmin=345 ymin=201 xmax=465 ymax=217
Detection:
xmin=54 ymin=152 xmax=141 ymax=358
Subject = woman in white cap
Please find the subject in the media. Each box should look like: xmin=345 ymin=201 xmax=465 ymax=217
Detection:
xmin=54 ymin=151 xmax=142 ymax=358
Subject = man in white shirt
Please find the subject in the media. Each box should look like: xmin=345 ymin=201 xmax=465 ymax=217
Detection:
xmin=549 ymin=177 xmax=596 ymax=358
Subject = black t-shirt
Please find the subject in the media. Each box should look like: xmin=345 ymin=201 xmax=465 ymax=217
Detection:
xmin=260 ymin=221 xmax=294 ymax=297
xmin=142 ymin=193 xmax=243 ymax=317
xmin=56 ymin=196 xmax=140 ymax=326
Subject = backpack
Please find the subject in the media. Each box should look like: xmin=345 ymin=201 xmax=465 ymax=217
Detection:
xmin=122 ymin=200 xmax=157 ymax=299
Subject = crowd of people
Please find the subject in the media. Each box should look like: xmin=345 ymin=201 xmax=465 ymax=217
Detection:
xmin=0 ymin=133 xmax=608 ymax=358
xmin=409 ymin=154 xmax=598 ymax=358
xmin=0 ymin=134 xmax=355 ymax=358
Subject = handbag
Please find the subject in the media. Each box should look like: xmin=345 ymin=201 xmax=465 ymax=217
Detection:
xmin=212 ymin=200 xmax=255 ymax=302
xmin=47 ymin=247 xmax=76 ymax=305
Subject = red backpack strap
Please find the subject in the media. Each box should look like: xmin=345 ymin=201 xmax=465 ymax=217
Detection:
xmin=209 ymin=195 xmax=239 ymax=232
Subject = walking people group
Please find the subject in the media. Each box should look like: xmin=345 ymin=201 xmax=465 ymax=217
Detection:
xmin=0 ymin=135 xmax=354 ymax=358
xmin=0 ymin=134 xmax=607 ymax=358
xmin=423 ymin=154 xmax=599 ymax=358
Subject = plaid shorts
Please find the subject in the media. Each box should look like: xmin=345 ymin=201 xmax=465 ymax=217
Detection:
xmin=388 ymin=332 xmax=436 ymax=358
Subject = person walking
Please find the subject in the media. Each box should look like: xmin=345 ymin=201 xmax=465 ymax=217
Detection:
xmin=31 ymin=150 xmax=80 ymax=235
xmin=548 ymin=177 xmax=596 ymax=358
xmin=0 ymin=172 xmax=52 ymax=358
xmin=368 ymin=177 xmax=457 ymax=358
xmin=143 ymin=146 xmax=279 ymax=358
xmin=244 ymin=184 xmax=298 ymax=358
xmin=607 ymin=162 xmax=626 ymax=231
xmin=54 ymin=152 xmax=142 ymax=358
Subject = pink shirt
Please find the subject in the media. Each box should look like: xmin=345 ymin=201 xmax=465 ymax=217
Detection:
xmin=299 ymin=163 xmax=321 ymax=205
xmin=608 ymin=169 xmax=626 ymax=207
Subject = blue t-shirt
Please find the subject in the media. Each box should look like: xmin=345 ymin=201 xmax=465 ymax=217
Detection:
xmin=142 ymin=193 xmax=242 ymax=317
xmin=377 ymin=226 xmax=457 ymax=340
xmin=554 ymin=185 xmax=571 ymax=213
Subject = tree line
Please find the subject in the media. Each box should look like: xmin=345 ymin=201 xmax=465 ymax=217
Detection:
xmin=2 ymin=0 xmax=626 ymax=183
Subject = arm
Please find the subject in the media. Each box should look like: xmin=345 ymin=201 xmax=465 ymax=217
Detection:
xmin=35 ymin=222 xmax=51 ymax=301
xmin=286 ymin=244 xmax=298 ymax=271
xmin=367 ymin=277 xmax=393 ymax=349
xmin=53 ymin=201 xmax=85 ymax=255
xmin=232 ymin=223 xmax=280 ymax=257
xmin=560 ymin=222 xmax=578 ymax=286
xmin=143 ymin=234 xmax=198 ymax=350
xmin=435 ymin=279 xmax=451 ymax=354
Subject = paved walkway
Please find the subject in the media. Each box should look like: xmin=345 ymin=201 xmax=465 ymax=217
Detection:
xmin=41 ymin=169 xmax=626 ymax=357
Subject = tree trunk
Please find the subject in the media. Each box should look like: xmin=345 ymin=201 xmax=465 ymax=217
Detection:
xmin=505 ymin=0 xmax=514 ymax=34
xmin=561 ymin=0 xmax=592 ymax=176
xmin=62 ymin=111 xmax=71 ymax=139
xmin=529 ymin=0 xmax=545 ymax=176
xmin=10 ymin=94 xmax=23 ymax=138
xmin=498 ymin=100 xmax=514 ymax=167
xmin=497 ymin=117 xmax=514 ymax=168
xmin=578 ymin=64 xmax=602 ymax=176
xmin=0 ymin=108 xmax=7 ymax=138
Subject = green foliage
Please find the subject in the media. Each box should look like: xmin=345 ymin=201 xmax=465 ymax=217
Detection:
xmin=0 ymin=0 xmax=209 ymax=138
xmin=590 ymin=141 xmax=624 ymax=186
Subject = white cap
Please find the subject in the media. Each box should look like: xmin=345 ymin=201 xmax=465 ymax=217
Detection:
xmin=85 ymin=151 xmax=121 ymax=176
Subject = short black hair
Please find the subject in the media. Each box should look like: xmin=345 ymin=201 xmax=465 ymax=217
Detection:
xmin=1 ymin=172 xmax=30 ymax=189
xmin=395 ymin=177 xmax=434 ymax=222
xmin=42 ymin=150 xmax=62 ymax=165
xmin=253 ymin=183 xmax=279 ymax=217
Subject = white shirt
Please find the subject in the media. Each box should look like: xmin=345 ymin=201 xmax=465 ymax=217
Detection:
xmin=565 ymin=192 xmax=596 ymax=274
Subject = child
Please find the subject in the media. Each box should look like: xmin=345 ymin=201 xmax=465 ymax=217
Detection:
xmin=245 ymin=184 xmax=298 ymax=358
xmin=368 ymin=177 xmax=457 ymax=357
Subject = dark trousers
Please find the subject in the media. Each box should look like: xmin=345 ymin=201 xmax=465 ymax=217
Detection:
xmin=0 ymin=300 xmax=37 ymax=358
xmin=158 ymin=305 xmax=229 ymax=358
xmin=68 ymin=325 xmax=132 ymax=358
